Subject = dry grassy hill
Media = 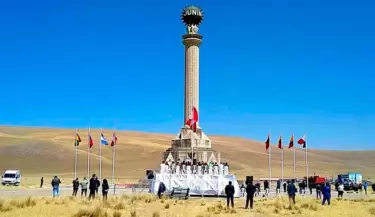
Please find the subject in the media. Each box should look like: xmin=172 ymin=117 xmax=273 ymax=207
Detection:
xmin=0 ymin=126 xmax=374 ymax=185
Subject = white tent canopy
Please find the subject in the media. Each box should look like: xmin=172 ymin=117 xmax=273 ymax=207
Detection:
xmin=151 ymin=173 xmax=241 ymax=197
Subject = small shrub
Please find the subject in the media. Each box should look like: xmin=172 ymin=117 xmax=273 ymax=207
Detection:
xmin=229 ymin=209 xmax=237 ymax=213
xmin=72 ymin=205 xmax=109 ymax=217
xmin=114 ymin=202 xmax=126 ymax=210
xmin=113 ymin=211 xmax=122 ymax=217
xmin=130 ymin=209 xmax=137 ymax=217
xmin=164 ymin=203 xmax=170 ymax=209
xmin=152 ymin=211 xmax=160 ymax=217
xmin=369 ymin=207 xmax=375 ymax=215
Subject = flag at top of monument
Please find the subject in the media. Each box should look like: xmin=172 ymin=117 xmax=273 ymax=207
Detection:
xmin=298 ymin=134 xmax=306 ymax=148
xmin=186 ymin=106 xmax=198 ymax=132
xmin=110 ymin=132 xmax=117 ymax=147
xmin=100 ymin=133 xmax=108 ymax=145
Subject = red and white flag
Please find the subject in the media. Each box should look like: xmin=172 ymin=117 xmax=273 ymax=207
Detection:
xmin=186 ymin=106 xmax=198 ymax=132
xmin=298 ymin=134 xmax=306 ymax=148
xmin=110 ymin=132 xmax=118 ymax=147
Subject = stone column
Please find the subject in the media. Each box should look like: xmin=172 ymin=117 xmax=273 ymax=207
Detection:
xmin=183 ymin=34 xmax=202 ymax=128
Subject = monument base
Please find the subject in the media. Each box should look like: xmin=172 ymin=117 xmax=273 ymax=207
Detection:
xmin=150 ymin=173 xmax=241 ymax=197
xmin=163 ymin=126 xmax=219 ymax=163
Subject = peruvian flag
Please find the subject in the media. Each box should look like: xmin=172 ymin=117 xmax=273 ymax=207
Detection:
xmin=278 ymin=136 xmax=283 ymax=149
xmin=265 ymin=134 xmax=270 ymax=151
xmin=110 ymin=132 xmax=118 ymax=147
xmin=298 ymin=134 xmax=306 ymax=148
xmin=186 ymin=106 xmax=198 ymax=132
xmin=88 ymin=132 xmax=94 ymax=148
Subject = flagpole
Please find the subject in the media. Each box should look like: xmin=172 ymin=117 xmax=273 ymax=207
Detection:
xmin=268 ymin=129 xmax=271 ymax=190
xmin=87 ymin=126 xmax=90 ymax=178
xmin=112 ymin=128 xmax=116 ymax=185
xmin=99 ymin=128 xmax=102 ymax=181
xmin=305 ymin=134 xmax=308 ymax=189
xmin=281 ymin=135 xmax=284 ymax=182
xmin=293 ymin=134 xmax=296 ymax=179
xmin=74 ymin=128 xmax=78 ymax=179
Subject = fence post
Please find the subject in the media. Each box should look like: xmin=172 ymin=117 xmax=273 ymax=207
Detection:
xmin=113 ymin=184 xmax=116 ymax=195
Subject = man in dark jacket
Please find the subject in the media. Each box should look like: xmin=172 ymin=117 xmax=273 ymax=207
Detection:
xmin=88 ymin=174 xmax=97 ymax=200
xmin=322 ymin=182 xmax=331 ymax=205
xmin=287 ymin=180 xmax=297 ymax=206
xmin=225 ymin=181 xmax=235 ymax=208
xmin=51 ymin=176 xmax=61 ymax=197
xmin=245 ymin=181 xmax=256 ymax=209
xmin=72 ymin=178 xmax=79 ymax=196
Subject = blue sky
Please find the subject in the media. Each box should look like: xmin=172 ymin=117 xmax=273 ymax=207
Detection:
xmin=0 ymin=0 xmax=374 ymax=150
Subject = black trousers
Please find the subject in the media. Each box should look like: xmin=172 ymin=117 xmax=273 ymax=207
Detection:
xmin=88 ymin=189 xmax=96 ymax=200
xmin=72 ymin=188 xmax=78 ymax=196
xmin=338 ymin=191 xmax=344 ymax=198
xmin=245 ymin=196 xmax=254 ymax=209
xmin=102 ymin=191 xmax=108 ymax=200
xmin=81 ymin=189 xmax=87 ymax=197
xmin=226 ymin=195 xmax=234 ymax=208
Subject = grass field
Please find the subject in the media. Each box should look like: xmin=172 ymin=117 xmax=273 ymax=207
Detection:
xmin=1 ymin=194 xmax=375 ymax=217
xmin=1 ymin=126 xmax=375 ymax=186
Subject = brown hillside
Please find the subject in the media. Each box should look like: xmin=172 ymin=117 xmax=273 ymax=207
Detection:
xmin=0 ymin=126 xmax=374 ymax=185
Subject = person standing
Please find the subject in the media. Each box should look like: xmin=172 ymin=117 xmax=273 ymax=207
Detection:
xmin=51 ymin=176 xmax=61 ymax=197
xmin=364 ymin=182 xmax=368 ymax=195
xmin=316 ymin=182 xmax=322 ymax=199
xmin=72 ymin=178 xmax=79 ymax=196
xmin=338 ymin=183 xmax=344 ymax=198
xmin=322 ymin=182 xmax=331 ymax=205
xmin=263 ymin=180 xmax=270 ymax=197
xmin=95 ymin=177 xmax=101 ymax=195
xmin=287 ymin=180 xmax=297 ymax=206
xmin=89 ymin=174 xmax=97 ymax=200
xmin=276 ymin=180 xmax=281 ymax=195
xmin=245 ymin=181 xmax=256 ymax=209
xmin=283 ymin=182 xmax=287 ymax=193
xmin=240 ymin=183 xmax=246 ymax=197
xmin=80 ymin=177 xmax=88 ymax=197
xmin=40 ymin=177 xmax=44 ymax=188
xmin=102 ymin=179 xmax=109 ymax=200
xmin=225 ymin=181 xmax=235 ymax=208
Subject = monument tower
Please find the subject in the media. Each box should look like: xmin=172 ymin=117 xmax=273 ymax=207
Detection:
xmin=163 ymin=6 xmax=218 ymax=163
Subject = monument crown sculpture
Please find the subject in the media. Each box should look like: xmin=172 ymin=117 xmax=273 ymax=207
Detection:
xmin=162 ymin=5 xmax=217 ymax=164
xmin=181 ymin=6 xmax=204 ymax=34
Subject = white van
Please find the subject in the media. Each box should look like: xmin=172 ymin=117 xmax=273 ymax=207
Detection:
xmin=1 ymin=170 xmax=21 ymax=186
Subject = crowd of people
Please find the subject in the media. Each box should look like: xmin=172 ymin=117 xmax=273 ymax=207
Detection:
xmin=160 ymin=160 xmax=230 ymax=175
xmin=50 ymin=174 xmax=110 ymax=200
